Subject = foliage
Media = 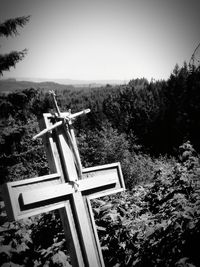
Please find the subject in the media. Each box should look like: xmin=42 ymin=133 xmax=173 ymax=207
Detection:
xmin=0 ymin=50 xmax=28 ymax=76
xmin=77 ymin=122 xmax=174 ymax=188
xmin=0 ymin=16 xmax=30 ymax=75
xmin=92 ymin=142 xmax=200 ymax=266
xmin=0 ymin=209 xmax=71 ymax=267
xmin=0 ymin=17 xmax=30 ymax=37
xmin=0 ymin=88 xmax=51 ymax=184
xmin=102 ymin=64 xmax=200 ymax=154
xmin=1 ymin=61 xmax=200 ymax=155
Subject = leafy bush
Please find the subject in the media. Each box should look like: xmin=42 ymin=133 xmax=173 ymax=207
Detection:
xmin=91 ymin=142 xmax=200 ymax=266
xmin=78 ymin=122 xmax=171 ymax=188
xmin=0 ymin=209 xmax=71 ymax=267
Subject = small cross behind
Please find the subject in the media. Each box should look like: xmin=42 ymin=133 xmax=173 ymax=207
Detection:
xmin=2 ymin=92 xmax=125 ymax=267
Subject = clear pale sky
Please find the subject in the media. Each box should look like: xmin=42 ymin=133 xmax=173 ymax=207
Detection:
xmin=0 ymin=0 xmax=200 ymax=81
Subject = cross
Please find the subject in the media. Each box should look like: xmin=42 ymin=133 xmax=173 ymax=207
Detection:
xmin=2 ymin=92 xmax=125 ymax=267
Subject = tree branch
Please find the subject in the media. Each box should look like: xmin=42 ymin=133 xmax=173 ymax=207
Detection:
xmin=0 ymin=49 xmax=27 ymax=75
xmin=0 ymin=16 xmax=30 ymax=37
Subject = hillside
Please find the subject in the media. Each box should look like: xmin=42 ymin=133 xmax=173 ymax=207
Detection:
xmin=0 ymin=78 xmax=127 ymax=94
xmin=0 ymin=79 xmax=73 ymax=94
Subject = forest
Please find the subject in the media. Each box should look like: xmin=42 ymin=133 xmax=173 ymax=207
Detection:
xmin=0 ymin=62 xmax=200 ymax=266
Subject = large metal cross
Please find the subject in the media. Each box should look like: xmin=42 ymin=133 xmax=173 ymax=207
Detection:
xmin=2 ymin=92 xmax=125 ymax=267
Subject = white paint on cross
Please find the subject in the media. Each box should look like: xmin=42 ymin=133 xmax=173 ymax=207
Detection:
xmin=2 ymin=97 xmax=125 ymax=267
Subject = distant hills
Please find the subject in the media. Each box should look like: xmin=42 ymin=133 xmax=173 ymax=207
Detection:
xmin=0 ymin=78 xmax=128 ymax=94
xmin=22 ymin=77 xmax=128 ymax=86
xmin=0 ymin=79 xmax=71 ymax=94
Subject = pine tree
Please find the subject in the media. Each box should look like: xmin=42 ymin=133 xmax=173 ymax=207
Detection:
xmin=0 ymin=16 xmax=30 ymax=75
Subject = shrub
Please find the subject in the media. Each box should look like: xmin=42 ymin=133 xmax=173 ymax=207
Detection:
xmin=0 ymin=210 xmax=71 ymax=267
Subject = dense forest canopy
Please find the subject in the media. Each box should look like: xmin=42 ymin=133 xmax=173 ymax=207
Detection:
xmin=0 ymin=62 xmax=200 ymax=267
xmin=0 ymin=61 xmax=200 ymax=186
xmin=1 ymin=62 xmax=200 ymax=171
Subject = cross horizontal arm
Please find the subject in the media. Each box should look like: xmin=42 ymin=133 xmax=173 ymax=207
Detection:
xmin=63 ymin=109 xmax=90 ymax=120
xmin=22 ymin=183 xmax=74 ymax=205
xmin=2 ymin=163 xmax=124 ymax=221
xmin=2 ymin=172 xmax=62 ymax=220
xmin=32 ymin=120 xmax=63 ymax=140
xmin=32 ymin=109 xmax=90 ymax=140
xmin=21 ymin=170 xmax=118 ymax=206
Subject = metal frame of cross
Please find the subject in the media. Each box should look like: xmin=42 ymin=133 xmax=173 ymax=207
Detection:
xmin=2 ymin=92 xmax=125 ymax=267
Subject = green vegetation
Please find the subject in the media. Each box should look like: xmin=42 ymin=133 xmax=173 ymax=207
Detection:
xmin=0 ymin=62 xmax=200 ymax=266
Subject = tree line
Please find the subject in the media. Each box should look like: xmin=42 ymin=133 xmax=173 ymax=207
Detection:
xmin=0 ymin=62 xmax=200 ymax=186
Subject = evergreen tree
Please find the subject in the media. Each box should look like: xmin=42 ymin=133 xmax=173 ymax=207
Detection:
xmin=0 ymin=16 xmax=30 ymax=75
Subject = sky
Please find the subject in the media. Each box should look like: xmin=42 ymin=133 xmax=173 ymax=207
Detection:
xmin=0 ymin=0 xmax=200 ymax=82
